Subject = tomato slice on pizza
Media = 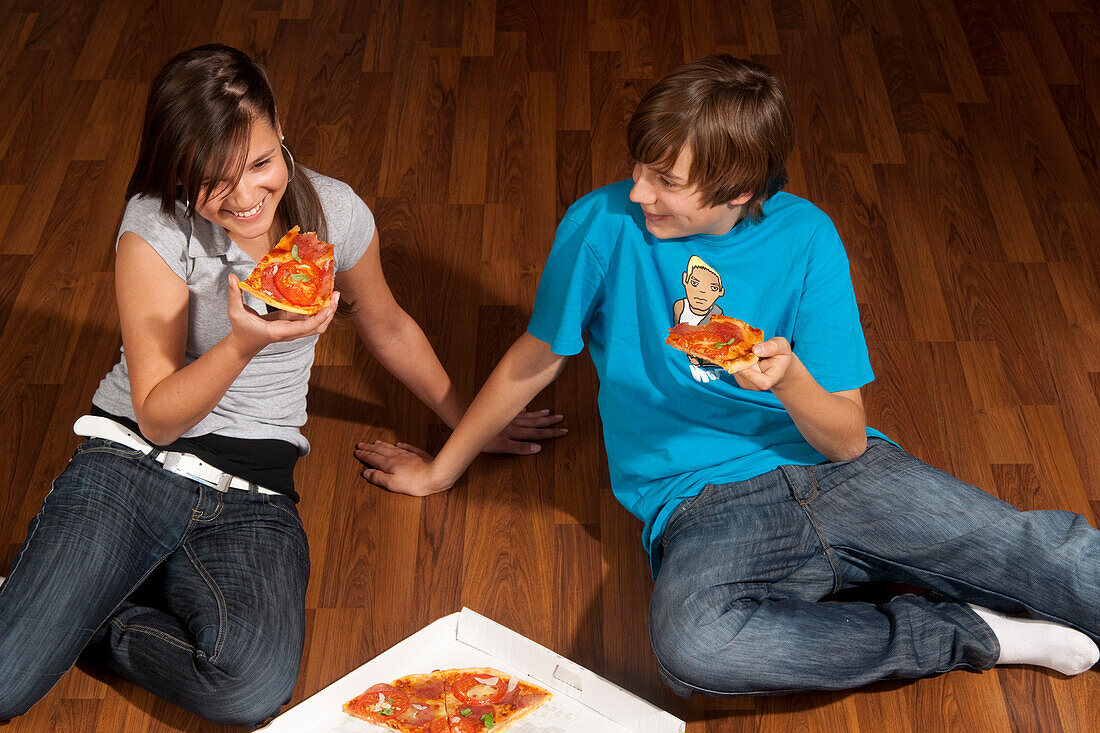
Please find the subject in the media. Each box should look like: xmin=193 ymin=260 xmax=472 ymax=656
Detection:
xmin=237 ymin=225 xmax=335 ymax=315
xmin=666 ymin=314 xmax=766 ymax=374
xmin=442 ymin=668 xmax=552 ymax=732
xmin=343 ymin=684 xmax=416 ymax=731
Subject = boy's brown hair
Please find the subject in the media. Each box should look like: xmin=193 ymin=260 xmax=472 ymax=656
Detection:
xmin=627 ymin=55 xmax=794 ymax=222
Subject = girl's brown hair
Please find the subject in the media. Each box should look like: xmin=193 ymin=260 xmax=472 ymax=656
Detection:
xmin=126 ymin=44 xmax=326 ymax=239
xmin=627 ymin=55 xmax=794 ymax=222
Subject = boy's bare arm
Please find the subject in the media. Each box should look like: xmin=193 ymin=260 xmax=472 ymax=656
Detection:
xmin=356 ymin=332 xmax=569 ymax=496
xmin=736 ymin=336 xmax=868 ymax=462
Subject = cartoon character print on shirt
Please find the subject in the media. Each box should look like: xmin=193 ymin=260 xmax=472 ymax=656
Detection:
xmin=671 ymin=255 xmax=726 ymax=384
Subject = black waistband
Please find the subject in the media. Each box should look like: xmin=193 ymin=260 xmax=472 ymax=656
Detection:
xmin=90 ymin=405 xmax=299 ymax=501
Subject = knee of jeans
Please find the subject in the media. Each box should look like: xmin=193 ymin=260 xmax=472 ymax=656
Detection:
xmin=192 ymin=642 xmax=300 ymax=726
xmin=649 ymin=595 xmax=762 ymax=694
xmin=191 ymin=671 xmax=296 ymax=727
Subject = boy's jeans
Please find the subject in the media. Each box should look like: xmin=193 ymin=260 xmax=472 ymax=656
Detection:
xmin=0 ymin=439 xmax=310 ymax=726
xmin=650 ymin=439 xmax=1099 ymax=695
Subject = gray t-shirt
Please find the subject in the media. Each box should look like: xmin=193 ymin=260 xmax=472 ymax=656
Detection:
xmin=92 ymin=170 xmax=374 ymax=456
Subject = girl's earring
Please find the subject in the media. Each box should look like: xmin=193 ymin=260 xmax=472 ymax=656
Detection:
xmin=282 ymin=143 xmax=296 ymax=183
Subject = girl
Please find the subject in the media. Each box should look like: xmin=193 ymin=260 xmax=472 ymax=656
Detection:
xmin=0 ymin=44 xmax=563 ymax=726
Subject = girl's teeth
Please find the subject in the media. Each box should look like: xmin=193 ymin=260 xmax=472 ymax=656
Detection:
xmin=231 ymin=200 xmax=263 ymax=218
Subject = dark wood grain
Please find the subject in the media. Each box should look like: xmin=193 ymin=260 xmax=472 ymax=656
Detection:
xmin=0 ymin=1 xmax=1097 ymax=731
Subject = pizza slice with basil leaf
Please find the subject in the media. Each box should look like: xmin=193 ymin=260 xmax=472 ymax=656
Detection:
xmin=343 ymin=674 xmax=450 ymax=733
xmin=441 ymin=668 xmax=552 ymax=732
xmin=237 ymin=225 xmax=335 ymax=315
xmin=666 ymin=314 xmax=766 ymax=375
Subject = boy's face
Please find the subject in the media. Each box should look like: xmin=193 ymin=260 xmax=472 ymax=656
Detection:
xmin=629 ymin=146 xmax=752 ymax=239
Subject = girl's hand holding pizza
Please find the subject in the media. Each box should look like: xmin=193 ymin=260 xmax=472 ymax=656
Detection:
xmin=226 ymin=274 xmax=339 ymax=356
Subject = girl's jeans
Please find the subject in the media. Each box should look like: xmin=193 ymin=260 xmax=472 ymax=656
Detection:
xmin=650 ymin=439 xmax=1099 ymax=695
xmin=0 ymin=439 xmax=310 ymax=726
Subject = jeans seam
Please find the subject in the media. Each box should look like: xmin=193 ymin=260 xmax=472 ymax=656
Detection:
xmin=190 ymin=502 xmax=223 ymax=523
xmin=109 ymin=617 xmax=195 ymax=654
xmin=955 ymin=604 xmax=1001 ymax=667
xmin=660 ymin=484 xmax=718 ymax=549
xmin=263 ymin=495 xmax=304 ymax=527
xmin=781 ymin=466 xmax=842 ymax=593
xmin=182 ymin=543 xmax=228 ymax=663
xmin=74 ymin=442 xmax=146 ymax=460
xmin=800 ymin=504 xmax=843 ymax=593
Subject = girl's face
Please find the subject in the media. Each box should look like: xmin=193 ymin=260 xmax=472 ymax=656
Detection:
xmin=194 ymin=119 xmax=288 ymax=250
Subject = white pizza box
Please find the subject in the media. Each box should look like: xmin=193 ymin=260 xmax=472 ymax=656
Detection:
xmin=261 ymin=607 xmax=685 ymax=733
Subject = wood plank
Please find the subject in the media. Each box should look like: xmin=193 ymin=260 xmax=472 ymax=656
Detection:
xmin=919 ymin=0 xmax=988 ymax=102
xmin=0 ymin=2 xmax=1097 ymax=731
xmin=447 ymin=56 xmax=492 ymax=205
xmin=839 ymin=31 xmax=906 ymax=164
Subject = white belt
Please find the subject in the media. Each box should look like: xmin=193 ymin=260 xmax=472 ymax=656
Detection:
xmin=73 ymin=415 xmax=278 ymax=496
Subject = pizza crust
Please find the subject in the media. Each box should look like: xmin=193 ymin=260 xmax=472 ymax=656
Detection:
xmin=715 ymin=352 xmax=760 ymax=374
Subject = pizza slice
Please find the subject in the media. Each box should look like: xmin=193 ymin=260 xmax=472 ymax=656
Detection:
xmin=441 ymin=668 xmax=552 ymax=732
xmin=665 ymin=314 xmax=766 ymax=374
xmin=237 ymin=225 xmax=335 ymax=315
xmin=343 ymin=674 xmax=450 ymax=733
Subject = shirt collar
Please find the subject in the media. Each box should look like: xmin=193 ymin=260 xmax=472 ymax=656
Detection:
xmin=186 ymin=216 xmax=254 ymax=264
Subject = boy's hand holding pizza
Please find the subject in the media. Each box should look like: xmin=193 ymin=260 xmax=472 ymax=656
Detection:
xmin=732 ymin=336 xmax=794 ymax=392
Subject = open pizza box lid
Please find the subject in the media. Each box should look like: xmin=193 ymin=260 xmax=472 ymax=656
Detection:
xmin=260 ymin=607 xmax=686 ymax=733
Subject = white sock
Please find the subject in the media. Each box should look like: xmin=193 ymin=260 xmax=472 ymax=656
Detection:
xmin=968 ymin=604 xmax=1099 ymax=676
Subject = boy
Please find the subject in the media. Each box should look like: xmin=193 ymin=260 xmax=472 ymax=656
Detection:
xmin=356 ymin=56 xmax=1098 ymax=694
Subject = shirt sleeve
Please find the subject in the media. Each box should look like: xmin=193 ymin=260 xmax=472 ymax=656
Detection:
xmin=116 ymin=196 xmax=191 ymax=280
xmin=527 ymin=214 xmax=607 ymax=356
xmin=789 ymin=219 xmax=875 ymax=393
xmin=332 ymin=181 xmax=375 ymax=272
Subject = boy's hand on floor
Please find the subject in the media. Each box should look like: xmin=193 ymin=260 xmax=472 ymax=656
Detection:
xmin=482 ymin=408 xmax=568 ymax=454
xmin=355 ymin=441 xmax=452 ymax=496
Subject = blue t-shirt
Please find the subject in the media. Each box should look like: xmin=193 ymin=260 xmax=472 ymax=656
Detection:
xmin=528 ymin=180 xmax=887 ymax=575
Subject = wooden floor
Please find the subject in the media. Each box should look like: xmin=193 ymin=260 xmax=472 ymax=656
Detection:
xmin=1 ymin=0 xmax=1098 ymax=730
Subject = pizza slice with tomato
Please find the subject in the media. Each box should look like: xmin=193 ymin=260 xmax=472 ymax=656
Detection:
xmin=237 ymin=225 xmax=335 ymax=315
xmin=441 ymin=668 xmax=552 ymax=733
xmin=343 ymin=673 xmax=449 ymax=733
xmin=666 ymin=313 xmax=766 ymax=375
